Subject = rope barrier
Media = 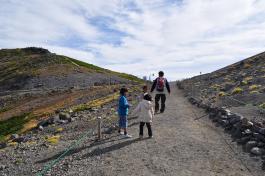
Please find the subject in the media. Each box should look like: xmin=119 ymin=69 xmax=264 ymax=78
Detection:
xmin=36 ymin=122 xmax=96 ymax=176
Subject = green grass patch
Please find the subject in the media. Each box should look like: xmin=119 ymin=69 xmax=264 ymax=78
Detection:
xmin=65 ymin=57 xmax=106 ymax=72
xmin=115 ymin=72 xmax=144 ymax=83
xmin=66 ymin=56 xmax=143 ymax=82
xmin=0 ymin=113 xmax=31 ymax=142
xmin=0 ymin=107 xmax=10 ymax=113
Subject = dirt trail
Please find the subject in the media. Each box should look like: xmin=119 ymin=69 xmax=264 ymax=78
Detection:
xmin=38 ymin=85 xmax=264 ymax=176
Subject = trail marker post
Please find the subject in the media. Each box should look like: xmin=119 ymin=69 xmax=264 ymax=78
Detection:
xmin=97 ymin=116 xmax=102 ymax=140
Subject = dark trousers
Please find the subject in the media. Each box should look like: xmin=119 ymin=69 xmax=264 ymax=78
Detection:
xmin=139 ymin=122 xmax=152 ymax=137
xmin=155 ymin=94 xmax=166 ymax=113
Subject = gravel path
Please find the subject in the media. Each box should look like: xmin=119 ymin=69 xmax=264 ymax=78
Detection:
xmin=34 ymin=86 xmax=264 ymax=175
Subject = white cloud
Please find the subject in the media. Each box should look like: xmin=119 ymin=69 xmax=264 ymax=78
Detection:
xmin=1 ymin=0 xmax=265 ymax=80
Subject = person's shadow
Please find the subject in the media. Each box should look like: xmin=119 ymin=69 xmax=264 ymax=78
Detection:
xmin=36 ymin=135 xmax=120 ymax=164
xmin=36 ymin=136 xmax=147 ymax=164
xmin=81 ymin=137 xmax=148 ymax=159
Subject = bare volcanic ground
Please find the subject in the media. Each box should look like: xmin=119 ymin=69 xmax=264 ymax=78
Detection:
xmin=0 ymin=85 xmax=264 ymax=176
xmin=179 ymin=51 xmax=265 ymax=122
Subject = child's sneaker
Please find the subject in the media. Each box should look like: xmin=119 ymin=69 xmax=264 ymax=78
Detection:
xmin=118 ymin=130 xmax=124 ymax=135
xmin=148 ymin=136 xmax=153 ymax=138
xmin=123 ymin=134 xmax=132 ymax=138
xmin=139 ymin=135 xmax=143 ymax=139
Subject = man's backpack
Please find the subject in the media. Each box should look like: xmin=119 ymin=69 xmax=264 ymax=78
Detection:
xmin=156 ymin=77 xmax=165 ymax=92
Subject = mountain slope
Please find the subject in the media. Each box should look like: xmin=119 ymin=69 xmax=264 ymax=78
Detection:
xmin=0 ymin=47 xmax=143 ymax=140
xmin=179 ymin=51 xmax=265 ymax=119
xmin=0 ymin=47 xmax=141 ymax=92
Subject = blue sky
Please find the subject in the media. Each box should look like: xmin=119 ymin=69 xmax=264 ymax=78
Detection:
xmin=1 ymin=0 xmax=265 ymax=81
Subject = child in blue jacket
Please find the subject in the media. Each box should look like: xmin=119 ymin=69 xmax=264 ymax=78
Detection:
xmin=118 ymin=87 xmax=132 ymax=138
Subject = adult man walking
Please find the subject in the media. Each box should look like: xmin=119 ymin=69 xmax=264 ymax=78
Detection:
xmin=151 ymin=71 xmax=171 ymax=114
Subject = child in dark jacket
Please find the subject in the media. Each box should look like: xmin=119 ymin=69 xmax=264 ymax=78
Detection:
xmin=118 ymin=87 xmax=132 ymax=138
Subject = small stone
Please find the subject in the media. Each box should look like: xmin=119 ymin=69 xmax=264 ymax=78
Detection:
xmin=247 ymin=121 xmax=254 ymax=127
xmin=68 ymin=117 xmax=75 ymax=122
xmin=10 ymin=134 xmax=19 ymax=140
xmin=253 ymin=133 xmax=265 ymax=142
xmin=0 ymin=164 xmax=7 ymax=170
xmin=59 ymin=112 xmax=71 ymax=121
xmin=90 ymin=108 xmax=98 ymax=112
xmin=259 ymin=128 xmax=265 ymax=135
xmin=221 ymin=120 xmax=229 ymax=127
xmin=37 ymin=117 xmax=55 ymax=127
xmin=257 ymin=142 xmax=265 ymax=147
xmin=0 ymin=142 xmax=7 ymax=149
xmin=237 ymin=136 xmax=251 ymax=145
xmin=250 ymin=147 xmax=265 ymax=156
xmin=38 ymin=125 xmax=44 ymax=131
xmin=245 ymin=141 xmax=258 ymax=152
xmin=58 ymin=120 xmax=68 ymax=124
xmin=244 ymin=129 xmax=252 ymax=135
xmin=13 ymin=136 xmax=28 ymax=143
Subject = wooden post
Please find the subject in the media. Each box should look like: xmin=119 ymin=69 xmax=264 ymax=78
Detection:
xmin=97 ymin=117 xmax=102 ymax=140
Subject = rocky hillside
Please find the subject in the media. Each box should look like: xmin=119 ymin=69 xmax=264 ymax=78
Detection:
xmin=0 ymin=47 xmax=141 ymax=93
xmin=0 ymin=47 xmax=143 ymax=141
xmin=179 ymin=52 xmax=265 ymax=169
xmin=179 ymin=51 xmax=265 ymax=112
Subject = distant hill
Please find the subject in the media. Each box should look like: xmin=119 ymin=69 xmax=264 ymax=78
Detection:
xmin=180 ymin=51 xmax=265 ymax=108
xmin=0 ymin=47 xmax=142 ymax=93
xmin=0 ymin=47 xmax=143 ymax=128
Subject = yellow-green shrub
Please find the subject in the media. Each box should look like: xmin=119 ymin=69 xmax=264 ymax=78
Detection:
xmin=250 ymin=90 xmax=259 ymax=94
xmin=241 ymin=80 xmax=248 ymax=85
xmin=210 ymin=84 xmax=221 ymax=90
xmin=259 ymin=103 xmax=265 ymax=109
xmin=249 ymin=85 xmax=260 ymax=91
xmin=232 ymin=87 xmax=243 ymax=94
xmin=46 ymin=135 xmax=60 ymax=144
xmin=218 ymin=92 xmax=226 ymax=97
xmin=56 ymin=127 xmax=63 ymax=133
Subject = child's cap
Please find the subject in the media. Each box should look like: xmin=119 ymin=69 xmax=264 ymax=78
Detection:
xmin=143 ymin=94 xmax=152 ymax=101
xmin=120 ymin=87 xmax=128 ymax=95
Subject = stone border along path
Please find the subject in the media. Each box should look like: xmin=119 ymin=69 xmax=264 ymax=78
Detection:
xmin=36 ymin=84 xmax=264 ymax=176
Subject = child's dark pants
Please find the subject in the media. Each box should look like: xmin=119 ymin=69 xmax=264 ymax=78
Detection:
xmin=155 ymin=94 xmax=166 ymax=113
xmin=139 ymin=122 xmax=152 ymax=137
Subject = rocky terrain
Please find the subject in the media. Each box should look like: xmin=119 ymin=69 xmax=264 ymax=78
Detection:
xmin=0 ymin=47 xmax=144 ymax=175
xmin=179 ymin=51 xmax=265 ymax=111
xmin=1 ymin=85 xmax=264 ymax=176
xmin=178 ymin=51 xmax=265 ymax=170
xmin=0 ymin=47 xmax=143 ymax=142
xmin=0 ymin=85 xmax=142 ymax=176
